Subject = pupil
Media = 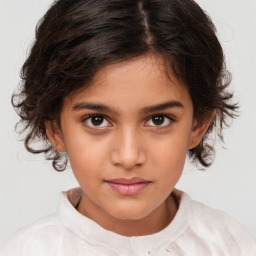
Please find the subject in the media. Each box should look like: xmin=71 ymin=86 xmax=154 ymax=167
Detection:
xmin=92 ymin=116 xmax=103 ymax=126
xmin=153 ymin=116 xmax=164 ymax=126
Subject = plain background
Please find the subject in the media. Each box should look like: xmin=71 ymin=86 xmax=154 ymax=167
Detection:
xmin=0 ymin=0 xmax=255 ymax=248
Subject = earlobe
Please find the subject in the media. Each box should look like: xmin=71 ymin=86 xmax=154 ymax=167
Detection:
xmin=45 ymin=121 xmax=67 ymax=152
xmin=188 ymin=111 xmax=215 ymax=150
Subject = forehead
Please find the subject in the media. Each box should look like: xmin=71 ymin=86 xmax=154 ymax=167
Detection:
xmin=63 ymin=55 xmax=192 ymax=112
xmin=90 ymin=55 xmax=181 ymax=89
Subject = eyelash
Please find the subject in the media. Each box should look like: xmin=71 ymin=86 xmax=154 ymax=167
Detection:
xmin=82 ymin=115 xmax=112 ymax=129
xmin=145 ymin=114 xmax=175 ymax=128
xmin=82 ymin=114 xmax=175 ymax=129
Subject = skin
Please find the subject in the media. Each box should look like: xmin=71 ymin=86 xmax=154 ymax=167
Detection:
xmin=46 ymin=54 xmax=212 ymax=236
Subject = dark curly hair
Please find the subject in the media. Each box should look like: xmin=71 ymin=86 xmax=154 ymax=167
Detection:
xmin=12 ymin=0 xmax=238 ymax=171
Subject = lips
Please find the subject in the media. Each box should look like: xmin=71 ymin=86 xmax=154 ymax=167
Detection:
xmin=105 ymin=177 xmax=151 ymax=196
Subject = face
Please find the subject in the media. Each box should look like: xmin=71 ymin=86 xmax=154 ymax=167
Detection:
xmin=47 ymin=55 xmax=210 ymax=235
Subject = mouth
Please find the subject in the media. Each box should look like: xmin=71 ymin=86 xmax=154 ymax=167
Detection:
xmin=105 ymin=177 xmax=152 ymax=196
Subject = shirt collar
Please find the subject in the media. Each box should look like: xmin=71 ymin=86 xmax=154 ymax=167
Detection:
xmin=57 ymin=187 xmax=190 ymax=254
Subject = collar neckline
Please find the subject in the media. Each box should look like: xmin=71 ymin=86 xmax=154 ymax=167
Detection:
xmin=57 ymin=187 xmax=191 ymax=254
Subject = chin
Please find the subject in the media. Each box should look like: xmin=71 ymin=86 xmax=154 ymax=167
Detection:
xmin=109 ymin=206 xmax=151 ymax=221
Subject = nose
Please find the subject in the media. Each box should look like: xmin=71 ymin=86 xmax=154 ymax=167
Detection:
xmin=110 ymin=128 xmax=146 ymax=170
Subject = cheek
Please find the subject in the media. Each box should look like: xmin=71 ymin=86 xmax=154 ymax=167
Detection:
xmin=151 ymin=133 xmax=190 ymax=167
xmin=155 ymin=148 xmax=185 ymax=183
xmin=148 ymin=129 xmax=191 ymax=186
xmin=71 ymin=148 xmax=105 ymax=170
xmin=65 ymin=133 xmax=109 ymax=174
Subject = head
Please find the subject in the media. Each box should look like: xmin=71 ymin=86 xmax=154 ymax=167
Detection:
xmin=13 ymin=0 xmax=237 ymax=172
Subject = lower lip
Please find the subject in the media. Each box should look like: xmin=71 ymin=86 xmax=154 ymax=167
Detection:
xmin=106 ymin=182 xmax=150 ymax=196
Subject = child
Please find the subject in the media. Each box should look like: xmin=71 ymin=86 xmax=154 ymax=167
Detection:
xmin=1 ymin=0 xmax=256 ymax=255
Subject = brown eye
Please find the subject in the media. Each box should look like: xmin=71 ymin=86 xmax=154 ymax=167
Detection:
xmin=83 ymin=115 xmax=111 ymax=128
xmin=91 ymin=116 xmax=104 ymax=126
xmin=146 ymin=115 xmax=173 ymax=127
xmin=152 ymin=116 xmax=165 ymax=126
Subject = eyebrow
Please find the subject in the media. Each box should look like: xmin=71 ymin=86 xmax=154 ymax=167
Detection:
xmin=72 ymin=102 xmax=118 ymax=114
xmin=140 ymin=101 xmax=184 ymax=114
xmin=72 ymin=101 xmax=184 ymax=114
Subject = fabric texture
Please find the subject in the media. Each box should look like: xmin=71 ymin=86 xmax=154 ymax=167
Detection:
xmin=1 ymin=187 xmax=256 ymax=256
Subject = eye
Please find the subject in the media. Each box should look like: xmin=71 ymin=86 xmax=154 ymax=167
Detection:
xmin=83 ymin=115 xmax=112 ymax=128
xmin=146 ymin=115 xmax=174 ymax=128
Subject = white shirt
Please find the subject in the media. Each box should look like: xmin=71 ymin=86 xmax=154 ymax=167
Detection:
xmin=1 ymin=188 xmax=256 ymax=256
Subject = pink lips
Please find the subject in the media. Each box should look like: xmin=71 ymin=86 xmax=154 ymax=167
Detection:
xmin=106 ymin=177 xmax=151 ymax=196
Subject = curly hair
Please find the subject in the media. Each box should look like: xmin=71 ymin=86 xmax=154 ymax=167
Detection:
xmin=12 ymin=0 xmax=238 ymax=171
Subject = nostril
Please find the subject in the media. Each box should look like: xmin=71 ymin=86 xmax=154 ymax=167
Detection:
xmin=110 ymin=149 xmax=146 ymax=170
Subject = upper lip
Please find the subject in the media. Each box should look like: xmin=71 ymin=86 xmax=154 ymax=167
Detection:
xmin=106 ymin=177 xmax=151 ymax=184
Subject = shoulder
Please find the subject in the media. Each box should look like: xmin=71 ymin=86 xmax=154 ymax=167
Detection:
xmin=0 ymin=188 xmax=84 ymax=256
xmin=0 ymin=214 xmax=65 ymax=255
xmin=173 ymin=189 xmax=256 ymax=255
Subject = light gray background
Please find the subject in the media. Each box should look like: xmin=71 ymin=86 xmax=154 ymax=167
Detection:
xmin=0 ymin=0 xmax=255 ymax=248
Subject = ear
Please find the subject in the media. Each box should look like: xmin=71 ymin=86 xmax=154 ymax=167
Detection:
xmin=188 ymin=111 xmax=215 ymax=150
xmin=45 ymin=121 xmax=67 ymax=152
